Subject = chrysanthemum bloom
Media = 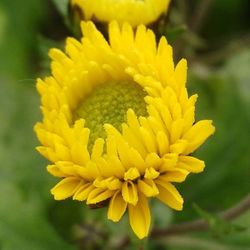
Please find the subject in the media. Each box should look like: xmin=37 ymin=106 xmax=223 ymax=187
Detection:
xmin=35 ymin=21 xmax=215 ymax=239
xmin=71 ymin=0 xmax=170 ymax=27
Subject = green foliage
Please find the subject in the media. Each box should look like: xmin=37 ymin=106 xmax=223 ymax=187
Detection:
xmin=159 ymin=24 xmax=187 ymax=43
xmin=0 ymin=80 xmax=76 ymax=250
xmin=0 ymin=0 xmax=46 ymax=78
xmin=224 ymin=49 xmax=250 ymax=105
xmin=202 ymin=0 xmax=250 ymax=41
xmin=52 ymin=0 xmax=69 ymax=18
xmin=37 ymin=35 xmax=64 ymax=75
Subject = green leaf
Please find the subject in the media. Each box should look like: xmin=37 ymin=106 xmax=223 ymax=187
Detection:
xmin=52 ymin=0 xmax=69 ymax=18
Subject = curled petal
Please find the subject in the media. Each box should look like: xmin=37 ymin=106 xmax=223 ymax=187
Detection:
xmin=144 ymin=167 xmax=160 ymax=179
xmin=122 ymin=181 xmax=138 ymax=205
xmin=94 ymin=176 xmax=122 ymax=190
xmin=124 ymin=168 xmax=140 ymax=181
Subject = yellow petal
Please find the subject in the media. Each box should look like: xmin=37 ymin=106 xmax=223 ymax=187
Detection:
xmin=144 ymin=167 xmax=160 ymax=179
xmin=91 ymin=138 xmax=104 ymax=160
xmin=87 ymin=188 xmax=114 ymax=204
xmin=95 ymin=157 xmax=115 ymax=177
xmin=138 ymin=179 xmax=159 ymax=197
xmin=170 ymin=119 xmax=184 ymax=144
xmin=51 ymin=177 xmax=81 ymax=200
xmin=36 ymin=146 xmax=58 ymax=163
xmin=128 ymin=193 xmax=151 ymax=239
xmin=122 ymin=181 xmax=138 ymax=205
xmin=183 ymin=120 xmax=215 ymax=154
xmin=122 ymin=123 xmax=147 ymax=158
xmin=178 ymin=156 xmax=205 ymax=173
xmin=156 ymin=131 xmax=169 ymax=157
xmin=128 ymin=148 xmax=146 ymax=174
xmin=81 ymin=21 xmax=109 ymax=49
xmin=108 ymin=191 xmax=127 ymax=222
xmin=113 ymin=137 xmax=132 ymax=170
xmin=124 ymin=168 xmax=140 ymax=181
xmin=73 ymin=183 xmax=95 ymax=201
xmin=174 ymin=58 xmax=187 ymax=88
xmin=107 ymin=156 xmax=126 ymax=179
xmin=47 ymin=165 xmax=65 ymax=177
xmin=183 ymin=106 xmax=195 ymax=133
xmin=94 ymin=177 xmax=122 ymax=190
xmin=71 ymin=142 xmax=90 ymax=165
xmin=106 ymin=135 xmax=118 ymax=157
xmin=158 ymin=169 xmax=189 ymax=183
xmin=55 ymin=143 xmax=71 ymax=161
xmin=139 ymin=127 xmax=157 ymax=153
xmin=55 ymin=161 xmax=79 ymax=176
xmin=160 ymin=153 xmax=178 ymax=172
xmin=78 ymin=160 xmax=99 ymax=180
xmin=170 ymin=139 xmax=188 ymax=154
xmin=155 ymin=181 xmax=183 ymax=211
xmin=145 ymin=153 xmax=161 ymax=169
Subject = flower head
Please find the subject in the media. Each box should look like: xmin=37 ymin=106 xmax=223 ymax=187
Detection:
xmin=35 ymin=21 xmax=215 ymax=239
xmin=71 ymin=0 xmax=170 ymax=27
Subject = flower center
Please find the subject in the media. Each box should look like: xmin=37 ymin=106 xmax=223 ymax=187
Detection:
xmin=75 ymin=81 xmax=147 ymax=147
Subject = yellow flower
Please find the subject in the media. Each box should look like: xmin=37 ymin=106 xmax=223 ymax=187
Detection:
xmin=35 ymin=21 xmax=215 ymax=239
xmin=71 ymin=0 xmax=170 ymax=27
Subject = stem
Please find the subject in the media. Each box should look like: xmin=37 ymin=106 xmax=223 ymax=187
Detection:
xmin=153 ymin=194 xmax=250 ymax=237
xmin=118 ymin=194 xmax=250 ymax=249
xmin=220 ymin=194 xmax=250 ymax=220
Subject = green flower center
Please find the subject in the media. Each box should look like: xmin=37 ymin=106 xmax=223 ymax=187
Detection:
xmin=75 ymin=81 xmax=147 ymax=148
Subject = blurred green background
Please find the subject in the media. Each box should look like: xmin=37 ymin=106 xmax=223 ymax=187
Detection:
xmin=0 ymin=0 xmax=249 ymax=249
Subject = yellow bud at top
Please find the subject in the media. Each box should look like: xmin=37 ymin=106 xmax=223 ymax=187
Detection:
xmin=71 ymin=0 xmax=171 ymax=27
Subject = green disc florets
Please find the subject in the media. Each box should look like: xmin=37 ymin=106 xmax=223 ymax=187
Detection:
xmin=75 ymin=81 xmax=147 ymax=147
